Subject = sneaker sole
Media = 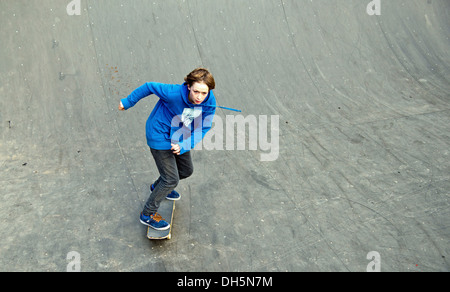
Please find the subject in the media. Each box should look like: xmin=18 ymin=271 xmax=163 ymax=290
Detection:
xmin=166 ymin=196 xmax=181 ymax=201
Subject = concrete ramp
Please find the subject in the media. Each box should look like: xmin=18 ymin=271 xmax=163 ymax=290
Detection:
xmin=0 ymin=0 xmax=449 ymax=271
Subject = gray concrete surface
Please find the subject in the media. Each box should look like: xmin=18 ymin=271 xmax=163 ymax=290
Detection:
xmin=0 ymin=0 xmax=449 ymax=271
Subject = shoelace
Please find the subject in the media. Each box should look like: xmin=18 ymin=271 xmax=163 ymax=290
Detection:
xmin=150 ymin=213 xmax=165 ymax=222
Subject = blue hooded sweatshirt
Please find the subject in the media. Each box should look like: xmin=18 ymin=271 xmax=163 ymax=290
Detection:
xmin=121 ymin=82 xmax=216 ymax=155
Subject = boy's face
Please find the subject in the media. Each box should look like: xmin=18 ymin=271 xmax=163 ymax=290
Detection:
xmin=188 ymin=82 xmax=209 ymax=105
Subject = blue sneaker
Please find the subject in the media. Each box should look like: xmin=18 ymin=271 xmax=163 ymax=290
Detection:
xmin=166 ymin=190 xmax=181 ymax=201
xmin=140 ymin=212 xmax=170 ymax=230
xmin=151 ymin=184 xmax=181 ymax=201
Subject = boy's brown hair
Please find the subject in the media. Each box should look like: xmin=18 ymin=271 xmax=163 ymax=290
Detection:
xmin=184 ymin=68 xmax=216 ymax=90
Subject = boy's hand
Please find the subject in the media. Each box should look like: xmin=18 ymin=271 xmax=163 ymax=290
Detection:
xmin=171 ymin=143 xmax=181 ymax=155
xmin=118 ymin=101 xmax=125 ymax=111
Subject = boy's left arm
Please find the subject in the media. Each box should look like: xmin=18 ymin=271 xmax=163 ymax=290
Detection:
xmin=175 ymin=112 xmax=215 ymax=153
xmin=191 ymin=112 xmax=215 ymax=149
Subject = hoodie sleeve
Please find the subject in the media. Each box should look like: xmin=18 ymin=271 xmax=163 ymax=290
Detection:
xmin=192 ymin=111 xmax=215 ymax=150
xmin=121 ymin=82 xmax=174 ymax=110
xmin=177 ymin=109 xmax=215 ymax=153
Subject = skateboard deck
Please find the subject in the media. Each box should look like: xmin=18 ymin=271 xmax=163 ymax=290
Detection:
xmin=147 ymin=199 xmax=175 ymax=240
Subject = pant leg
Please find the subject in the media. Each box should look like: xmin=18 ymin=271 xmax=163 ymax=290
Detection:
xmin=142 ymin=149 xmax=180 ymax=216
xmin=151 ymin=150 xmax=194 ymax=188
xmin=175 ymin=151 xmax=194 ymax=180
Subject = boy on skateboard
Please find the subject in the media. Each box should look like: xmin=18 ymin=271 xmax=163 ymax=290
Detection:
xmin=119 ymin=68 xmax=216 ymax=230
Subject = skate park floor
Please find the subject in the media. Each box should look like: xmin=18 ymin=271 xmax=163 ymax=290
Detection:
xmin=0 ymin=0 xmax=449 ymax=271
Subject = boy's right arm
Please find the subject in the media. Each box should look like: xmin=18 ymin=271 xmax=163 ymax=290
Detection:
xmin=119 ymin=83 xmax=153 ymax=110
xmin=119 ymin=82 xmax=173 ymax=111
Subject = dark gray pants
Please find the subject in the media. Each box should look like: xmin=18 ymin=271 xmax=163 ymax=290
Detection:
xmin=142 ymin=148 xmax=193 ymax=216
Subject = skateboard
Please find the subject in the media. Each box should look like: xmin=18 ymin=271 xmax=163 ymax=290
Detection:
xmin=146 ymin=199 xmax=175 ymax=240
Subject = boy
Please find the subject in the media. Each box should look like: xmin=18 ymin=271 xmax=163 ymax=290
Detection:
xmin=119 ymin=68 xmax=216 ymax=230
